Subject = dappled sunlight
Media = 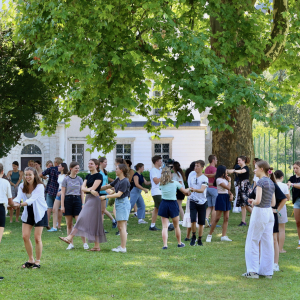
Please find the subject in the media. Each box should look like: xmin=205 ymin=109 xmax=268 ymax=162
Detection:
xmin=123 ymin=261 xmax=144 ymax=266
xmin=285 ymin=265 xmax=300 ymax=272
xmin=3 ymin=230 xmax=12 ymax=236
xmin=286 ymin=233 xmax=298 ymax=237
xmin=156 ymin=271 xmax=196 ymax=283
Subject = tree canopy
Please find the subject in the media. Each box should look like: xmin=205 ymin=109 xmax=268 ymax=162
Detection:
xmin=7 ymin=0 xmax=300 ymax=158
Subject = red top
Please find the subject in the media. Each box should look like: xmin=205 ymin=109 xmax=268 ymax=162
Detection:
xmin=205 ymin=165 xmax=217 ymax=189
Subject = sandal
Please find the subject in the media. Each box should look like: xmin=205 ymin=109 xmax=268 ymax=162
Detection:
xmin=87 ymin=248 xmax=101 ymax=252
xmin=22 ymin=262 xmax=34 ymax=269
xmin=59 ymin=237 xmax=72 ymax=244
xmin=32 ymin=264 xmax=40 ymax=269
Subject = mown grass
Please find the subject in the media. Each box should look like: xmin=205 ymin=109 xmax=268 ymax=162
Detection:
xmin=1 ymin=193 xmax=300 ymax=300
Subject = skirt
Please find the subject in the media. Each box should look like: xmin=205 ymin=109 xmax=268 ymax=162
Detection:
xmin=182 ymin=197 xmax=198 ymax=228
xmin=278 ymin=204 xmax=288 ymax=224
xmin=236 ymin=180 xmax=251 ymax=207
xmin=71 ymin=194 xmax=107 ymax=243
xmin=215 ymin=194 xmax=231 ymax=212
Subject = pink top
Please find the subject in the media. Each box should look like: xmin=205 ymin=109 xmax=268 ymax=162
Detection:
xmin=205 ymin=165 xmax=217 ymax=189
xmin=216 ymin=178 xmax=229 ymax=194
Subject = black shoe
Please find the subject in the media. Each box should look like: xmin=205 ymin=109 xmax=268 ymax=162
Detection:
xmin=133 ymin=213 xmax=138 ymax=218
xmin=168 ymin=224 xmax=175 ymax=231
xmin=112 ymin=221 xmax=117 ymax=229
xmin=190 ymin=237 xmax=196 ymax=246
xmin=184 ymin=237 xmax=191 ymax=241
xmin=197 ymin=239 xmax=203 ymax=246
xmin=0 ymin=277 xmax=3 ymax=281
xmin=238 ymin=222 xmax=247 ymax=226
xmin=115 ymin=231 xmax=120 ymax=236
xmin=162 ymin=246 xmax=168 ymax=250
xmin=149 ymin=226 xmax=161 ymax=231
xmin=105 ymin=230 xmax=109 ymax=234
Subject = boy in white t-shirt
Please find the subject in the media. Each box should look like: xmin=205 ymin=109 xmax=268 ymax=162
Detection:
xmin=188 ymin=160 xmax=208 ymax=246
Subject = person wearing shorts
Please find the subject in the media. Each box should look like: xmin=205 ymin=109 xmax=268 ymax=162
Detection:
xmin=188 ymin=160 xmax=209 ymax=246
xmin=158 ymin=168 xmax=189 ymax=249
xmin=60 ymin=162 xmax=88 ymax=250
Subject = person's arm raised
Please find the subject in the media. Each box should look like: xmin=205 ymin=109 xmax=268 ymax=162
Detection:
xmin=190 ymin=184 xmax=207 ymax=194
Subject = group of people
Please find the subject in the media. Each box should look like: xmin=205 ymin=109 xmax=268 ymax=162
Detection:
xmin=1 ymin=153 xmax=300 ymax=282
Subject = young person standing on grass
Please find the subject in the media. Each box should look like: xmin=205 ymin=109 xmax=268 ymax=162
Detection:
xmin=274 ymin=170 xmax=290 ymax=253
xmin=158 ymin=168 xmax=190 ymax=249
xmin=7 ymin=161 xmax=23 ymax=223
xmin=228 ymin=156 xmax=252 ymax=226
xmin=206 ymin=165 xmax=232 ymax=243
xmin=14 ymin=167 xmax=48 ymax=269
xmin=172 ymin=161 xmax=186 ymax=224
xmin=100 ymin=164 xmax=131 ymax=253
xmin=40 ymin=157 xmax=63 ymax=229
xmin=204 ymin=155 xmax=218 ymax=228
xmin=59 ymin=159 xmax=107 ymax=252
xmin=243 ymin=160 xmax=275 ymax=279
xmin=60 ymin=162 xmax=88 ymax=250
xmin=48 ymin=163 xmax=68 ymax=232
xmin=130 ymin=163 xmax=150 ymax=224
xmin=188 ymin=160 xmax=209 ymax=246
xmin=99 ymin=157 xmax=117 ymax=229
xmin=287 ymin=161 xmax=300 ymax=250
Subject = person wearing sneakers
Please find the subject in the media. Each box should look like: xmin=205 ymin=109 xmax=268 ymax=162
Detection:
xmin=206 ymin=165 xmax=233 ymax=243
xmin=204 ymin=155 xmax=218 ymax=228
xmin=130 ymin=163 xmax=151 ymax=225
xmin=188 ymin=160 xmax=209 ymax=246
xmin=243 ymin=160 xmax=275 ymax=279
xmin=287 ymin=161 xmax=300 ymax=250
xmin=60 ymin=162 xmax=88 ymax=250
xmin=100 ymin=164 xmax=131 ymax=253
xmin=158 ymin=168 xmax=190 ymax=249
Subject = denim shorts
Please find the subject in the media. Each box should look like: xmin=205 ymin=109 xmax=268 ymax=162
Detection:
xmin=115 ymin=197 xmax=131 ymax=221
xmin=46 ymin=194 xmax=56 ymax=209
xmin=206 ymin=187 xmax=218 ymax=207
xmin=55 ymin=189 xmax=62 ymax=201
xmin=294 ymin=198 xmax=300 ymax=209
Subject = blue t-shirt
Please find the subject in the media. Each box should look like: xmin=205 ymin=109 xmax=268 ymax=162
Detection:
xmin=99 ymin=170 xmax=108 ymax=195
xmin=133 ymin=172 xmax=144 ymax=187
xmin=159 ymin=181 xmax=182 ymax=200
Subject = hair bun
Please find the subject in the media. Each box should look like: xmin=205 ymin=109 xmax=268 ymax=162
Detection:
xmin=269 ymin=167 xmax=274 ymax=171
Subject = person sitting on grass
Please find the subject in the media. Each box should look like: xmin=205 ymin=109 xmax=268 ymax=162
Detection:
xmin=158 ymin=168 xmax=190 ymax=249
xmin=206 ymin=165 xmax=233 ymax=243
xmin=100 ymin=164 xmax=131 ymax=253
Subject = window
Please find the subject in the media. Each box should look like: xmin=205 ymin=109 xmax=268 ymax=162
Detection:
xmin=123 ymin=108 xmax=134 ymax=116
xmin=116 ymin=144 xmax=131 ymax=160
xmin=154 ymin=143 xmax=170 ymax=163
xmin=21 ymin=144 xmax=42 ymax=155
xmin=24 ymin=132 xmax=37 ymax=138
xmin=153 ymin=91 xmax=162 ymax=97
xmin=72 ymin=144 xmax=84 ymax=170
xmin=153 ymin=108 xmax=171 ymax=116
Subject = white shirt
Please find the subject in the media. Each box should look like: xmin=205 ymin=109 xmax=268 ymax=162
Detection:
xmin=277 ymin=182 xmax=289 ymax=195
xmin=14 ymin=183 xmax=47 ymax=224
xmin=188 ymin=173 xmax=208 ymax=204
xmin=172 ymin=172 xmax=183 ymax=184
xmin=150 ymin=167 xmax=162 ymax=196
xmin=216 ymin=178 xmax=228 ymax=194
xmin=253 ymin=175 xmax=259 ymax=184
xmin=0 ymin=178 xmax=12 ymax=205
xmin=58 ymin=174 xmax=66 ymax=190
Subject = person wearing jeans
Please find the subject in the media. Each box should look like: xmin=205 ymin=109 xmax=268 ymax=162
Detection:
xmin=130 ymin=163 xmax=151 ymax=224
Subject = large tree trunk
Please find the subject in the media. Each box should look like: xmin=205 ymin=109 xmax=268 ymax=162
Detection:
xmin=212 ymin=106 xmax=254 ymax=173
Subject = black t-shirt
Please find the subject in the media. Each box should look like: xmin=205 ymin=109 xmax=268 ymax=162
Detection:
xmin=288 ymin=175 xmax=300 ymax=203
xmin=110 ymin=177 xmax=130 ymax=199
xmin=249 ymin=183 xmax=286 ymax=209
xmin=85 ymin=173 xmax=103 ymax=193
xmin=234 ymin=164 xmax=241 ymax=182
xmin=133 ymin=172 xmax=144 ymax=188
xmin=237 ymin=166 xmax=249 ymax=181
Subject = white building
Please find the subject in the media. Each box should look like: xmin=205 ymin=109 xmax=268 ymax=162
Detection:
xmin=1 ymin=97 xmax=212 ymax=172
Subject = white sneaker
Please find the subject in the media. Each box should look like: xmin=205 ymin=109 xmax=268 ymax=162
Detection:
xmin=206 ymin=235 xmax=212 ymax=243
xmin=112 ymin=246 xmax=127 ymax=253
xmin=221 ymin=236 xmax=232 ymax=242
xmin=138 ymin=219 xmax=148 ymax=224
xmin=83 ymin=243 xmax=89 ymax=250
xmin=241 ymin=272 xmax=259 ymax=279
xmin=66 ymin=244 xmax=74 ymax=250
xmin=178 ymin=221 xmax=183 ymax=225
xmin=273 ymin=263 xmax=280 ymax=272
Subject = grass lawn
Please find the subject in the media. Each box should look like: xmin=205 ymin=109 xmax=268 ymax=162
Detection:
xmin=1 ymin=193 xmax=300 ymax=300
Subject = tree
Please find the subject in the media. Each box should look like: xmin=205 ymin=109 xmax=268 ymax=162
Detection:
xmin=0 ymin=11 xmax=58 ymax=157
xmin=13 ymin=0 xmax=300 ymax=167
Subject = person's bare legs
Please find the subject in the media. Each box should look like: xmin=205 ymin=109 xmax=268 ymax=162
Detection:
xmin=47 ymin=208 xmax=53 ymax=227
xmin=52 ymin=200 xmax=60 ymax=229
xmin=246 ymin=205 xmax=252 ymax=214
xmin=210 ymin=207 xmax=216 ymax=226
xmin=0 ymin=227 xmax=4 ymax=243
xmin=209 ymin=211 xmax=222 ymax=235
xmin=177 ymin=200 xmax=184 ymax=221
xmin=294 ymin=208 xmax=300 ymax=240
xmin=205 ymin=206 xmax=212 ymax=220
xmin=134 ymin=203 xmax=137 ymax=214
xmin=34 ymin=227 xmax=44 ymax=263
xmin=15 ymin=207 xmax=20 ymax=222
xmin=279 ymin=223 xmax=286 ymax=253
xmin=191 ymin=222 xmax=197 ymax=234
xmin=241 ymin=206 xmax=246 ymax=223
xmin=172 ymin=216 xmax=181 ymax=244
xmin=222 ymin=211 xmax=230 ymax=237
xmin=198 ymin=225 xmax=204 ymax=238
xmin=74 ymin=216 xmax=86 ymax=244
xmin=186 ymin=227 xmax=191 ymax=239
xmin=9 ymin=208 xmax=14 ymax=223
xmin=103 ymin=209 xmax=114 ymax=223
xmin=273 ymin=232 xmax=279 ymax=265
xmin=118 ymin=220 xmax=127 ymax=248
xmin=58 ymin=209 xmax=63 ymax=229
xmin=22 ymin=223 xmax=35 ymax=264
xmin=65 ymin=216 xmax=75 ymax=244
xmin=151 ymin=207 xmax=159 ymax=224
xmin=161 ymin=217 xmax=169 ymax=247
